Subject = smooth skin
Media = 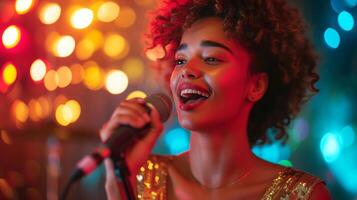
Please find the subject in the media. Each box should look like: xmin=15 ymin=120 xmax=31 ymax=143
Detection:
xmin=100 ymin=17 xmax=331 ymax=200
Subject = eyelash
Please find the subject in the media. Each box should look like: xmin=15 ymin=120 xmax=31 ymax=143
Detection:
xmin=174 ymin=57 xmax=222 ymax=67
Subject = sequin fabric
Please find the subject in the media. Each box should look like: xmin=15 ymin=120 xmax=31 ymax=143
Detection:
xmin=136 ymin=156 xmax=323 ymax=200
xmin=261 ymin=167 xmax=323 ymax=200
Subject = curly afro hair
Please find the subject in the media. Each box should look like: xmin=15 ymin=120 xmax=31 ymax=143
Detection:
xmin=146 ymin=0 xmax=319 ymax=146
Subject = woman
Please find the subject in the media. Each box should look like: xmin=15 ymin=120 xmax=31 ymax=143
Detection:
xmin=100 ymin=0 xmax=331 ymax=199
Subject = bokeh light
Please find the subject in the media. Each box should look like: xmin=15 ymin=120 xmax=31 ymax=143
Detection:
xmin=103 ymin=33 xmax=128 ymax=58
xmin=15 ymin=0 xmax=34 ymax=15
xmin=54 ymin=35 xmax=76 ymax=57
xmin=122 ymin=57 xmax=145 ymax=83
xmin=320 ymin=133 xmax=341 ymax=163
xmin=105 ymin=70 xmax=129 ymax=95
xmin=2 ymin=63 xmax=17 ymax=85
xmin=70 ymin=64 xmax=84 ymax=84
xmin=75 ymin=38 xmax=95 ymax=60
xmin=145 ymin=45 xmax=166 ymax=61
xmin=97 ymin=1 xmax=120 ymax=22
xmin=65 ymin=100 xmax=81 ymax=123
xmin=83 ymin=61 xmax=104 ymax=90
xmin=278 ymin=160 xmax=293 ymax=167
xmin=83 ymin=30 xmax=104 ymax=50
xmin=70 ymin=8 xmax=93 ymax=29
xmin=30 ymin=59 xmax=47 ymax=82
xmin=338 ymin=11 xmax=354 ymax=31
xmin=55 ymin=104 xmax=72 ymax=126
xmin=114 ymin=6 xmax=136 ymax=28
xmin=126 ymin=90 xmax=147 ymax=100
xmin=164 ymin=128 xmax=190 ymax=155
xmin=324 ymin=28 xmax=340 ymax=49
xmin=339 ymin=125 xmax=355 ymax=147
xmin=1 ymin=130 xmax=12 ymax=145
xmin=0 ymin=178 xmax=14 ymax=199
xmin=57 ymin=66 xmax=72 ymax=88
xmin=38 ymin=3 xmax=61 ymax=25
xmin=28 ymin=99 xmax=42 ymax=122
xmin=2 ymin=25 xmax=21 ymax=49
xmin=134 ymin=0 xmax=155 ymax=6
xmin=38 ymin=96 xmax=52 ymax=119
xmin=12 ymin=100 xmax=29 ymax=123
xmin=44 ymin=70 xmax=59 ymax=91
xmin=345 ymin=0 xmax=357 ymax=7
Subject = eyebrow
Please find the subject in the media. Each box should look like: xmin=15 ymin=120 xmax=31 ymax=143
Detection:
xmin=176 ymin=40 xmax=234 ymax=55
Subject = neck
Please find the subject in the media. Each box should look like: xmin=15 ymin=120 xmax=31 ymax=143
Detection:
xmin=188 ymin=106 xmax=256 ymax=189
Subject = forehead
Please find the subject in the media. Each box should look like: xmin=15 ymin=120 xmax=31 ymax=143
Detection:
xmin=180 ymin=17 xmax=240 ymax=52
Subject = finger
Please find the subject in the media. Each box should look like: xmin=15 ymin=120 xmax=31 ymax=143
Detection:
xmin=118 ymin=101 xmax=150 ymax=121
xmin=104 ymin=159 xmax=120 ymax=200
xmin=112 ymin=106 xmax=150 ymax=124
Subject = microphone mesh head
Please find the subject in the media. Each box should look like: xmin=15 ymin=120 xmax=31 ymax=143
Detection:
xmin=146 ymin=93 xmax=172 ymax=122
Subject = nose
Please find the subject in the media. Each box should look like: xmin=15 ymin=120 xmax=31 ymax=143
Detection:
xmin=180 ymin=61 xmax=202 ymax=79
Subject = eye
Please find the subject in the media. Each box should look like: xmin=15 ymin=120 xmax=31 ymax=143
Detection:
xmin=203 ymin=57 xmax=222 ymax=65
xmin=175 ymin=59 xmax=186 ymax=67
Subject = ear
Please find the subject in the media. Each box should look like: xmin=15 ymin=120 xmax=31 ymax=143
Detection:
xmin=247 ymin=73 xmax=268 ymax=102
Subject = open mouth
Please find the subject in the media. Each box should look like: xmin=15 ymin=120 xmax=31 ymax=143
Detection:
xmin=179 ymin=89 xmax=210 ymax=104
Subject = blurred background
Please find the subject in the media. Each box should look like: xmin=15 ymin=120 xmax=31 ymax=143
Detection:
xmin=0 ymin=0 xmax=356 ymax=199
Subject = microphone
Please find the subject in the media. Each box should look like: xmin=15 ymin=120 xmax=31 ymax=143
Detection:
xmin=68 ymin=93 xmax=172 ymax=184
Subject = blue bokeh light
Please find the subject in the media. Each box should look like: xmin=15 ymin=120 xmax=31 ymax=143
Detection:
xmin=324 ymin=28 xmax=341 ymax=49
xmin=320 ymin=133 xmax=341 ymax=162
xmin=338 ymin=11 xmax=354 ymax=31
xmin=164 ymin=128 xmax=190 ymax=155
xmin=345 ymin=0 xmax=357 ymax=7
xmin=339 ymin=125 xmax=355 ymax=147
xmin=252 ymin=143 xmax=291 ymax=163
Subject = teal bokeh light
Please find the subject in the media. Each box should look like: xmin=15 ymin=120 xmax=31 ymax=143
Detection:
xmin=324 ymin=28 xmax=340 ymax=48
xmin=320 ymin=133 xmax=341 ymax=162
xmin=164 ymin=128 xmax=190 ymax=155
xmin=345 ymin=0 xmax=357 ymax=7
xmin=339 ymin=125 xmax=355 ymax=147
xmin=338 ymin=11 xmax=354 ymax=31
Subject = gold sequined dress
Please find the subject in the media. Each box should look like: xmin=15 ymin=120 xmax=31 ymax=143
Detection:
xmin=136 ymin=156 xmax=323 ymax=200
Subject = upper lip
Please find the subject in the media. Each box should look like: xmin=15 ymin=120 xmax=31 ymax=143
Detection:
xmin=176 ymin=82 xmax=211 ymax=98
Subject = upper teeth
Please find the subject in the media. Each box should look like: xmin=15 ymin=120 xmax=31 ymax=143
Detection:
xmin=180 ymin=89 xmax=209 ymax=98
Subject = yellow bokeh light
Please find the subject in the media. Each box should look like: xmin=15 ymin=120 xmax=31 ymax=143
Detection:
xmin=83 ymin=61 xmax=104 ymax=90
xmin=2 ymin=63 xmax=17 ymax=85
xmin=38 ymin=96 xmax=51 ymax=119
xmin=122 ymin=57 xmax=145 ymax=83
xmin=28 ymin=99 xmax=42 ymax=122
xmin=39 ymin=3 xmax=61 ymax=25
xmin=30 ymin=59 xmax=47 ymax=82
xmin=70 ymin=64 xmax=84 ymax=84
xmin=54 ymin=35 xmax=76 ymax=57
xmin=55 ymin=104 xmax=72 ymax=126
xmin=15 ymin=0 xmax=34 ymax=15
xmin=44 ymin=70 xmax=59 ymax=91
xmin=12 ymin=100 xmax=29 ymax=123
xmin=115 ymin=7 xmax=136 ymax=28
xmin=71 ymin=8 xmax=93 ymax=29
xmin=84 ymin=30 xmax=104 ymax=50
xmin=126 ymin=90 xmax=147 ymax=100
xmin=145 ymin=45 xmax=166 ymax=61
xmin=65 ymin=100 xmax=81 ymax=123
xmin=105 ymin=70 xmax=129 ymax=95
xmin=57 ymin=66 xmax=72 ymax=88
xmin=97 ymin=1 xmax=120 ymax=22
xmin=103 ymin=33 xmax=128 ymax=58
xmin=45 ymin=32 xmax=60 ymax=53
xmin=75 ymin=38 xmax=95 ymax=60
xmin=2 ymin=25 xmax=21 ymax=49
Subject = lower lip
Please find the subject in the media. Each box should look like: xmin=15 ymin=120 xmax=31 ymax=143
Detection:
xmin=179 ymin=99 xmax=207 ymax=111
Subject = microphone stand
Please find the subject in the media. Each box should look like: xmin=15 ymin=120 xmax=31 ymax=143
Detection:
xmin=113 ymin=154 xmax=136 ymax=200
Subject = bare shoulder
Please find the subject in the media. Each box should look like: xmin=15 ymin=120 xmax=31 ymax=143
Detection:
xmin=309 ymin=182 xmax=332 ymax=200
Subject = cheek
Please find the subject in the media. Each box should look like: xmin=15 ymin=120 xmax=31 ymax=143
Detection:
xmin=169 ymin=69 xmax=179 ymax=99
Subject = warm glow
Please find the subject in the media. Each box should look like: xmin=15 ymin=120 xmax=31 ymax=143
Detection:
xmin=126 ymin=90 xmax=147 ymax=100
xmin=28 ymin=99 xmax=42 ymax=122
xmin=65 ymin=100 xmax=81 ymax=123
xmin=2 ymin=63 xmax=17 ymax=85
xmin=45 ymin=32 xmax=60 ymax=53
xmin=84 ymin=30 xmax=104 ymax=50
xmin=2 ymin=25 xmax=21 ymax=49
xmin=44 ymin=70 xmax=59 ymax=91
xmin=134 ymin=0 xmax=155 ymax=6
xmin=1 ymin=130 xmax=12 ymax=145
xmin=75 ymin=38 xmax=95 ymax=60
xmin=71 ymin=8 xmax=93 ymax=29
xmin=38 ymin=96 xmax=51 ymax=119
xmin=12 ymin=100 xmax=29 ymax=123
xmin=83 ymin=62 xmax=104 ymax=90
xmin=97 ymin=2 xmax=120 ymax=22
xmin=57 ymin=66 xmax=72 ymax=88
xmin=54 ymin=35 xmax=76 ymax=57
xmin=54 ymin=95 xmax=67 ymax=108
xmin=115 ymin=7 xmax=136 ymax=28
xmin=70 ymin=64 xmax=84 ymax=84
xmin=122 ymin=57 xmax=145 ymax=83
xmin=30 ymin=59 xmax=47 ymax=82
xmin=39 ymin=3 xmax=61 ymax=25
xmin=145 ymin=45 xmax=165 ymax=61
xmin=103 ymin=33 xmax=128 ymax=58
xmin=105 ymin=70 xmax=129 ymax=95
xmin=15 ymin=0 xmax=34 ymax=15
xmin=55 ymin=104 xmax=72 ymax=126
